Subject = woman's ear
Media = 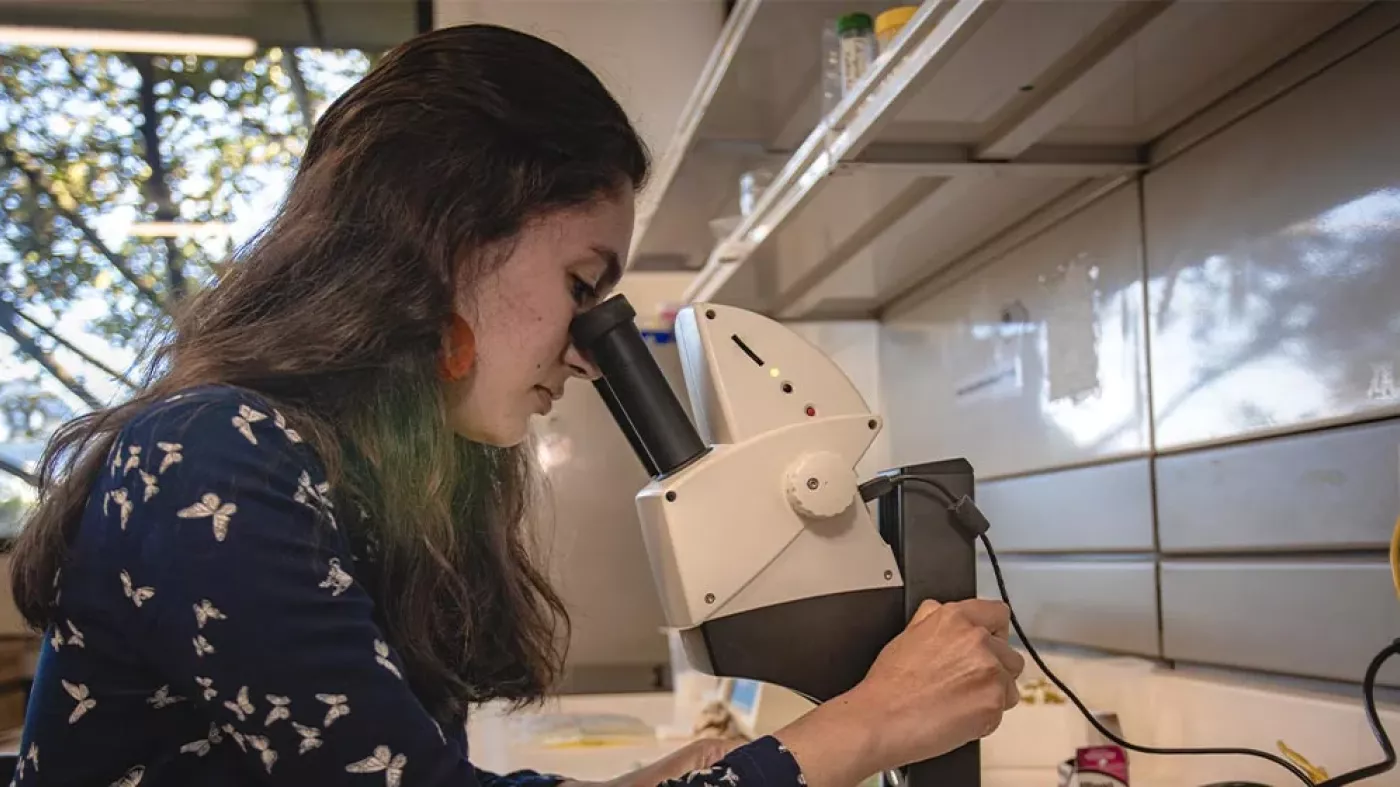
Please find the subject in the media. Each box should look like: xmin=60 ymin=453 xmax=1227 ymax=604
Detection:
xmin=438 ymin=315 xmax=477 ymax=381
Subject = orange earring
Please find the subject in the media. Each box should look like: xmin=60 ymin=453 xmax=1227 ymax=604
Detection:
xmin=438 ymin=315 xmax=477 ymax=381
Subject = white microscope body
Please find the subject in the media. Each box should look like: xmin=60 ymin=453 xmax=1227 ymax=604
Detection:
xmin=571 ymin=294 xmax=981 ymax=785
xmin=638 ymin=303 xmax=903 ymax=631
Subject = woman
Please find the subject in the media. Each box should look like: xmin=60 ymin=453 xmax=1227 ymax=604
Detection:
xmin=8 ymin=24 xmax=1023 ymax=787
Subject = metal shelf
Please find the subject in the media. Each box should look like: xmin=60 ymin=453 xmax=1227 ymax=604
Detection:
xmin=633 ymin=0 xmax=1369 ymax=319
xmin=630 ymin=0 xmax=895 ymax=273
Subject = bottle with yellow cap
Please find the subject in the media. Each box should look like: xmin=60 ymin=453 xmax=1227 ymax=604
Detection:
xmin=875 ymin=5 xmax=918 ymax=53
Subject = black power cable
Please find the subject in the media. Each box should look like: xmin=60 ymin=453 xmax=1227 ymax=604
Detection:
xmin=859 ymin=473 xmax=1398 ymax=787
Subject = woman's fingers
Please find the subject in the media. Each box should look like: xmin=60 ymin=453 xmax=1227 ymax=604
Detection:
xmin=1003 ymin=677 xmax=1020 ymax=710
xmin=987 ymin=636 xmax=1025 ymax=678
xmin=953 ymin=600 xmax=1011 ymax=639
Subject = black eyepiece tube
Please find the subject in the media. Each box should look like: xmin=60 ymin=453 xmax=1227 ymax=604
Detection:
xmin=593 ymin=375 xmax=660 ymax=477
xmin=570 ymin=295 xmax=707 ymax=477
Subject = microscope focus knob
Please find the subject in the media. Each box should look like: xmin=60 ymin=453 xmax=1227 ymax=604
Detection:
xmin=785 ymin=451 xmax=856 ymax=519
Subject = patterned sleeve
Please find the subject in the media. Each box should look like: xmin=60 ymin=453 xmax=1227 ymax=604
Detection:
xmin=98 ymin=388 xmax=808 ymax=787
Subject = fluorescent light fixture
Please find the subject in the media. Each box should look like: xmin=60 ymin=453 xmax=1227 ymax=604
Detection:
xmin=129 ymin=221 xmax=234 ymax=239
xmin=0 ymin=26 xmax=257 ymax=58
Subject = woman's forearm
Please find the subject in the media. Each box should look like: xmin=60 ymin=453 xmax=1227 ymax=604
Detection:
xmin=773 ymin=691 xmax=883 ymax=787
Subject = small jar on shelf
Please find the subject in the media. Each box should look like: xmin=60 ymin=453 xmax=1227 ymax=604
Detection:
xmin=875 ymin=5 xmax=918 ymax=53
xmin=837 ymin=12 xmax=877 ymax=95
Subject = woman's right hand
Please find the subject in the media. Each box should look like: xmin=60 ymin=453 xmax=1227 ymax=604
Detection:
xmin=774 ymin=599 xmax=1025 ymax=787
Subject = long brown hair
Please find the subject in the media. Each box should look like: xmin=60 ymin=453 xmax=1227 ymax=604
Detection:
xmin=9 ymin=24 xmax=649 ymax=720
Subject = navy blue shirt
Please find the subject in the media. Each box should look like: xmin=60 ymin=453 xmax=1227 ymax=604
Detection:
xmin=16 ymin=385 xmax=805 ymax=787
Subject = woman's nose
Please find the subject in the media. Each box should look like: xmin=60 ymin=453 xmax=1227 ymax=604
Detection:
xmin=563 ymin=343 xmax=602 ymax=381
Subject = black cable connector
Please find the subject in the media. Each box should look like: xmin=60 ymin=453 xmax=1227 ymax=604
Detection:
xmin=858 ymin=476 xmax=895 ymax=503
xmin=861 ymin=472 xmax=1397 ymax=787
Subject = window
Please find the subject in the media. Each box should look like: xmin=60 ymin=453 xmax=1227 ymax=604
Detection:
xmin=0 ymin=37 xmax=376 ymax=533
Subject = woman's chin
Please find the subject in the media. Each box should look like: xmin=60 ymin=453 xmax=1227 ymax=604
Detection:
xmin=449 ymin=413 xmax=530 ymax=449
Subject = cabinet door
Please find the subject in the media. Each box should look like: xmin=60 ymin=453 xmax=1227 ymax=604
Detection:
xmin=1145 ymin=29 xmax=1400 ymax=450
xmin=1161 ymin=559 xmax=1400 ymax=686
xmin=977 ymin=558 xmax=1158 ymax=656
xmin=978 ymin=459 xmax=1155 ymax=553
xmin=1157 ymin=418 xmax=1400 ymax=552
xmin=881 ymin=183 xmax=1150 ymax=480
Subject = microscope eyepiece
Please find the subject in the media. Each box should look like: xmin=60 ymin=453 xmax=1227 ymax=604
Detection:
xmin=570 ymin=295 xmax=707 ymax=478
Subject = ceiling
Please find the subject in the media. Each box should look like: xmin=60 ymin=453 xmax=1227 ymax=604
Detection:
xmin=0 ymin=0 xmax=425 ymax=51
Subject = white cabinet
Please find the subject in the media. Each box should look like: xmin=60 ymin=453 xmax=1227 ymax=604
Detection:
xmin=977 ymin=459 xmax=1154 ymax=553
xmin=1144 ymin=29 xmax=1400 ymax=450
xmin=977 ymin=557 xmax=1159 ymax=656
xmin=1161 ymin=558 xmax=1400 ymax=687
xmin=1157 ymin=418 xmax=1400 ymax=553
xmin=881 ymin=183 xmax=1149 ymax=479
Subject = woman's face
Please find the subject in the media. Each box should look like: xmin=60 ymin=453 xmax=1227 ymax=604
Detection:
xmin=446 ymin=188 xmax=635 ymax=446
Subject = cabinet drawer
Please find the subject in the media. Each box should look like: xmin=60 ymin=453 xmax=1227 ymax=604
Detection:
xmin=978 ymin=459 xmax=1154 ymax=552
xmin=1157 ymin=419 xmax=1400 ymax=552
xmin=977 ymin=558 xmax=1158 ymax=656
xmin=1161 ymin=559 xmax=1400 ymax=686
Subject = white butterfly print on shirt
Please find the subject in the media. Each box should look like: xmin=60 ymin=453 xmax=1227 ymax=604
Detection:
xmin=193 ymin=599 xmax=226 ymax=629
xmin=139 ymin=471 xmax=159 ymax=502
xmin=50 ymin=627 xmax=64 ymax=651
xmin=293 ymin=722 xmax=323 ymax=754
xmin=345 ymin=745 xmax=407 ymax=787
xmin=232 ymin=404 xmax=268 ymax=444
xmin=147 ymin=685 xmax=184 ymax=709
xmin=374 ymin=640 xmax=402 ymax=679
xmin=224 ymin=686 xmax=254 ymax=721
xmin=196 ymin=676 xmax=217 ymax=701
xmin=193 ymin=635 xmax=216 ymax=657
xmin=245 ymin=734 xmax=278 ymax=774
xmin=319 ymin=558 xmax=353 ymax=596
xmin=274 ymin=409 xmax=303 ymax=443
xmin=107 ymin=488 xmax=133 ymax=530
xmin=62 ymin=680 xmax=96 ymax=723
xmin=264 ymin=694 xmax=291 ymax=726
xmin=295 ymin=471 xmax=332 ymax=507
xmin=123 ymin=444 xmax=142 ymax=474
xmin=110 ymin=764 xmax=145 ymax=787
xmin=110 ymin=441 xmax=124 ymax=476
xmin=180 ymin=723 xmax=224 ymax=757
xmin=178 ymin=493 xmax=237 ymax=542
xmin=222 ymin=724 xmax=248 ymax=752
xmin=26 ymin=742 xmax=37 ymax=773
xmin=120 ymin=570 xmax=155 ymax=608
xmin=296 ymin=471 xmax=336 ymax=529
xmin=157 ymin=442 xmax=183 ymax=474
xmin=65 ymin=620 xmax=84 ymax=648
xmin=317 ymin=693 xmax=351 ymax=727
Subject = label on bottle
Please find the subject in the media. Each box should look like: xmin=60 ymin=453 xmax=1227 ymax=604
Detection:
xmin=840 ymin=35 xmax=874 ymax=95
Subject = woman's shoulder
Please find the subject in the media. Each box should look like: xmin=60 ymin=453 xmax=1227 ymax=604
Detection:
xmin=119 ymin=384 xmax=309 ymax=455
xmin=97 ymin=385 xmax=338 ymax=543
xmin=109 ymin=384 xmax=324 ymax=493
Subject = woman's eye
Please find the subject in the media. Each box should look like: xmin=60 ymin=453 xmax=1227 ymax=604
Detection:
xmin=570 ymin=275 xmax=599 ymax=307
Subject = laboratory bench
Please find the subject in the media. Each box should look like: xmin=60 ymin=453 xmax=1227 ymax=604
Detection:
xmin=465 ymin=691 xmax=1138 ymax=787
